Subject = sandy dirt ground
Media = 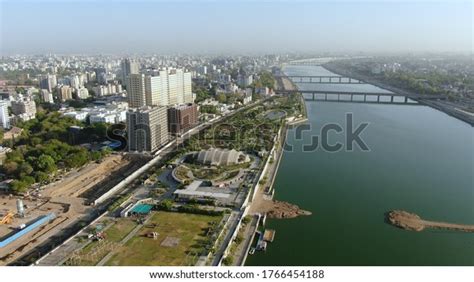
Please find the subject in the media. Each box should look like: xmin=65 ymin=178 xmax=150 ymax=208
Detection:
xmin=280 ymin=77 xmax=298 ymax=91
xmin=43 ymin=154 xmax=129 ymax=198
xmin=0 ymin=153 xmax=132 ymax=265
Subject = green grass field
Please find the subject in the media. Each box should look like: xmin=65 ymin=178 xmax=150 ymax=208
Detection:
xmin=105 ymin=211 xmax=223 ymax=266
xmin=66 ymin=218 xmax=138 ymax=266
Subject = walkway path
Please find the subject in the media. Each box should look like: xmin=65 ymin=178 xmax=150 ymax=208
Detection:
xmin=96 ymin=217 xmax=150 ymax=266
xmin=388 ymin=210 xmax=474 ymax=233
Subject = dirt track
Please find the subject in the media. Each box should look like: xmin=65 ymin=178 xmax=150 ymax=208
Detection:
xmin=43 ymin=154 xmax=130 ymax=198
xmin=0 ymin=154 xmax=135 ymax=265
xmin=388 ymin=210 xmax=474 ymax=233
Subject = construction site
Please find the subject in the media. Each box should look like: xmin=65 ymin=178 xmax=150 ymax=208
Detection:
xmin=0 ymin=153 xmax=150 ymax=265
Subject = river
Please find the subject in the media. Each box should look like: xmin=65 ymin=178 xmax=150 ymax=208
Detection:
xmin=246 ymin=65 xmax=474 ymax=266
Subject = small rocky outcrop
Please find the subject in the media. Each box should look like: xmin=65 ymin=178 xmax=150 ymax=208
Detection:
xmin=387 ymin=210 xmax=424 ymax=231
xmin=266 ymin=200 xmax=312 ymax=219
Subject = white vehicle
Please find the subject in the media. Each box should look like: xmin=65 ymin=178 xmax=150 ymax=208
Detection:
xmin=249 ymin=247 xmax=256 ymax=255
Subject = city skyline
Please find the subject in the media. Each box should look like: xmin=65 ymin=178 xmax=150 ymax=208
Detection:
xmin=0 ymin=0 xmax=474 ymax=276
xmin=1 ymin=0 xmax=472 ymax=55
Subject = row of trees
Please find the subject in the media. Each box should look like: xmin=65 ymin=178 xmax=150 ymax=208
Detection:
xmin=199 ymin=105 xmax=218 ymax=114
xmin=3 ymin=139 xmax=111 ymax=193
xmin=254 ymin=71 xmax=276 ymax=89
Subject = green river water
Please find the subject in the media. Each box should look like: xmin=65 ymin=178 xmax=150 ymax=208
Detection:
xmin=246 ymin=65 xmax=474 ymax=266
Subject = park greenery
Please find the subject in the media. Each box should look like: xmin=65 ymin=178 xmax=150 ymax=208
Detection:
xmin=379 ymin=71 xmax=474 ymax=98
xmin=195 ymin=87 xmax=212 ymax=103
xmin=253 ymin=71 xmax=276 ymax=89
xmin=327 ymin=59 xmax=474 ymax=100
xmin=1 ymin=111 xmax=112 ymax=194
xmin=199 ymin=105 xmax=218 ymax=114
xmin=187 ymin=100 xmax=286 ymax=153
xmin=157 ymin=199 xmax=226 ymax=216
xmin=103 ymin=211 xmax=223 ymax=266
xmin=0 ymin=69 xmax=39 ymax=85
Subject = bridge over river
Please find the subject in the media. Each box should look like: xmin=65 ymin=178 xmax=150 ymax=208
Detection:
xmin=277 ymin=89 xmax=447 ymax=105
xmin=274 ymin=75 xmax=365 ymax=84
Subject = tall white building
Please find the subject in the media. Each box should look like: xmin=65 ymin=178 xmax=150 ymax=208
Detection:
xmin=128 ymin=69 xmax=192 ymax=108
xmin=145 ymin=75 xmax=165 ymax=106
xmin=70 ymin=75 xmax=82 ymax=88
xmin=0 ymin=101 xmax=10 ymax=129
xmin=41 ymin=90 xmax=54 ymax=104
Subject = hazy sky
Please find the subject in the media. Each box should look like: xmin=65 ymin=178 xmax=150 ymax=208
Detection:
xmin=0 ymin=0 xmax=472 ymax=55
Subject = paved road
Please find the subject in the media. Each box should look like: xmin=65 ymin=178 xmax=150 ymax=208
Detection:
xmin=211 ymin=210 xmax=241 ymax=266
xmin=233 ymin=215 xmax=259 ymax=266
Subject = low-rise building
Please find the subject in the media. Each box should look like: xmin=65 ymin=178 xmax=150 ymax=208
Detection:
xmin=61 ymin=101 xmax=128 ymax=124
xmin=196 ymin=147 xmax=250 ymax=166
xmin=63 ymin=111 xmax=88 ymax=121
xmin=76 ymin=87 xmax=89 ymax=99
xmin=11 ymin=98 xmax=36 ymax=121
xmin=2 ymin=127 xmax=22 ymax=140
xmin=242 ymin=88 xmax=253 ymax=104
xmin=173 ymin=180 xmax=231 ymax=202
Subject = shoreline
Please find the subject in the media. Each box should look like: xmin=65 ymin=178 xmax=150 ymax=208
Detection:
xmin=247 ymin=73 xmax=310 ymax=219
xmin=236 ymin=71 xmax=311 ymax=265
xmin=322 ymin=63 xmax=474 ymax=127
xmin=241 ymin=64 xmax=474 ymax=265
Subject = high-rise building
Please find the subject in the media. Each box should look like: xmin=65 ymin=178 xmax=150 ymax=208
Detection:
xmin=86 ymin=71 xmax=96 ymax=82
xmin=144 ymin=75 xmax=163 ymax=106
xmin=95 ymin=67 xmax=108 ymax=84
xmin=41 ymin=90 xmax=54 ymax=104
xmin=58 ymin=85 xmax=73 ymax=102
xmin=167 ymin=103 xmax=198 ymax=135
xmin=0 ymin=101 xmax=10 ymax=129
xmin=128 ymin=68 xmax=193 ymax=108
xmin=126 ymin=106 xmax=169 ymax=152
xmin=39 ymin=74 xmax=57 ymax=93
xmin=121 ymin=58 xmax=139 ymax=89
xmin=237 ymin=74 xmax=253 ymax=87
xmin=128 ymin=74 xmax=146 ymax=108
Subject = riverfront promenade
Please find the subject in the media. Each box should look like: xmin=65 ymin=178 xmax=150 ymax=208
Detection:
xmin=28 ymin=99 xmax=270 ymax=266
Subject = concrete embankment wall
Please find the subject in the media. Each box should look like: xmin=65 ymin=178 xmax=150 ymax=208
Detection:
xmin=216 ymin=207 xmax=251 ymax=266
xmin=93 ymin=141 xmax=175 ymax=205
xmin=237 ymin=215 xmax=260 ymax=266
xmin=247 ymin=125 xmax=284 ymax=204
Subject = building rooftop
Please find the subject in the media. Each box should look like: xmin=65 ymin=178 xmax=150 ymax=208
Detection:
xmin=173 ymin=180 xmax=231 ymax=200
xmin=196 ymin=147 xmax=249 ymax=166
